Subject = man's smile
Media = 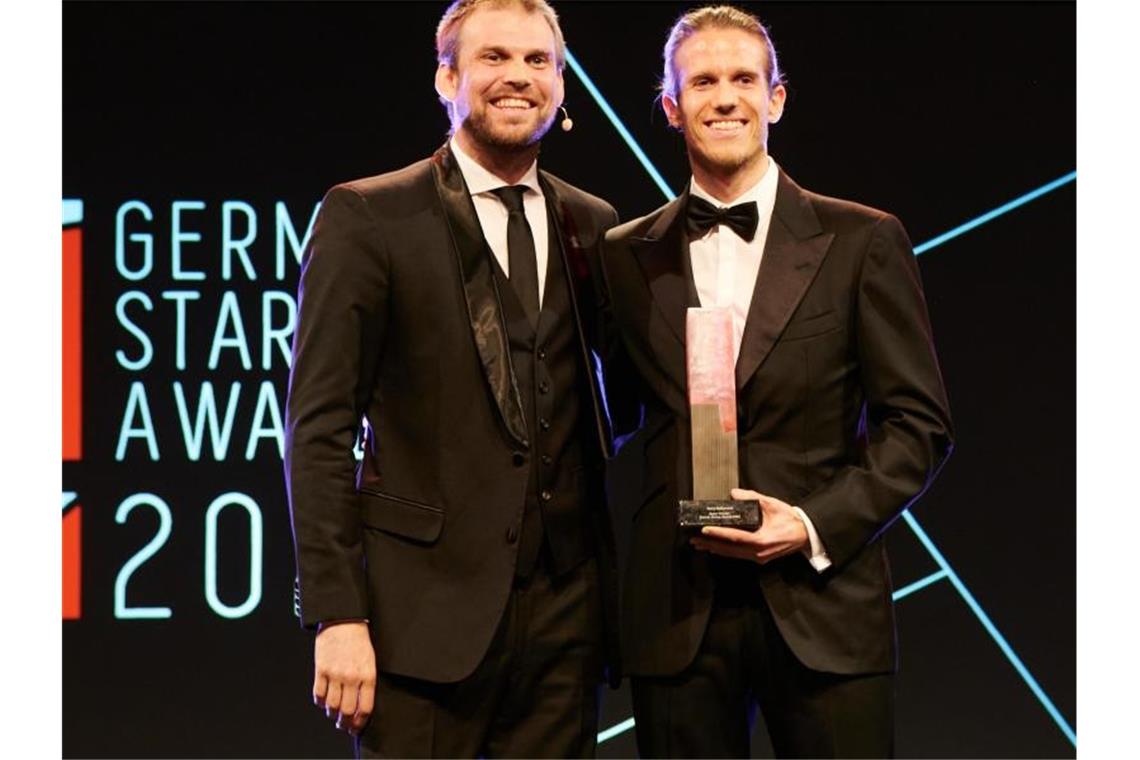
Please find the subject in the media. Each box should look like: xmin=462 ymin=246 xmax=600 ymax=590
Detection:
xmin=491 ymin=96 xmax=536 ymax=110
xmin=704 ymin=118 xmax=749 ymax=135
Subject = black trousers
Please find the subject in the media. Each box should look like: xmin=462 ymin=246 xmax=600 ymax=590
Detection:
xmin=356 ymin=557 xmax=604 ymax=759
xmin=631 ymin=568 xmax=894 ymax=759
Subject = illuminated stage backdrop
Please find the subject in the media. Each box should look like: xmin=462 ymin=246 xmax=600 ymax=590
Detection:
xmin=63 ymin=2 xmax=1075 ymax=757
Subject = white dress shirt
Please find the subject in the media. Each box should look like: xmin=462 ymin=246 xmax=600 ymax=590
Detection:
xmin=450 ymin=137 xmax=550 ymax=308
xmin=688 ymin=157 xmax=832 ymax=572
xmin=688 ymin=156 xmax=780 ymax=361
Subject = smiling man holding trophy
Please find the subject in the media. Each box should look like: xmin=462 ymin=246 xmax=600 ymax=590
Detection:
xmin=597 ymin=5 xmax=954 ymax=757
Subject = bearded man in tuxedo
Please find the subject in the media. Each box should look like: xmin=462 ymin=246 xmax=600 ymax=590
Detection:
xmin=285 ymin=1 xmax=620 ymax=756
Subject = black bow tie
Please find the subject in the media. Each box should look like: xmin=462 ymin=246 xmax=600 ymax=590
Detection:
xmin=686 ymin=195 xmax=760 ymax=242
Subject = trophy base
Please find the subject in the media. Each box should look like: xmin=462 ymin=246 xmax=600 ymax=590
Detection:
xmin=678 ymin=499 xmax=761 ymax=532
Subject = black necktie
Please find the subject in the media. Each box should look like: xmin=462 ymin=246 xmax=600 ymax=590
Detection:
xmin=686 ymin=195 xmax=760 ymax=242
xmin=491 ymin=185 xmax=540 ymax=324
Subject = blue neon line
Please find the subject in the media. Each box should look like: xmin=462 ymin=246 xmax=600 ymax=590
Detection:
xmin=902 ymin=511 xmax=1076 ymax=746
xmin=913 ymin=171 xmax=1076 ymax=255
xmin=62 ymin=492 xmax=77 ymax=511
xmin=597 ymin=716 xmax=636 ymax=744
xmin=63 ymin=198 xmax=84 ymax=226
xmin=892 ymin=568 xmax=948 ymax=601
xmin=564 ymin=48 xmax=677 ymax=201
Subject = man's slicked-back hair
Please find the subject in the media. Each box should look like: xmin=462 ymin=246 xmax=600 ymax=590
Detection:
xmin=660 ymin=5 xmax=785 ymax=100
xmin=436 ymin=0 xmax=567 ymax=71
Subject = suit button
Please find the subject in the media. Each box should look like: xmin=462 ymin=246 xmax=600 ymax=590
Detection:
xmin=541 ymin=490 xmax=552 ymax=502
xmin=539 ymin=418 xmax=551 ymax=431
xmin=538 ymin=347 xmax=547 ymax=360
xmin=512 ymin=452 xmax=526 ymax=467
xmin=539 ymin=380 xmax=550 ymax=394
xmin=541 ymin=454 xmax=553 ymax=466
xmin=506 ymin=525 xmax=519 ymax=544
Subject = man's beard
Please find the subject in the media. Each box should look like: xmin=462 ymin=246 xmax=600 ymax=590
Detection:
xmin=682 ymin=110 xmax=767 ymax=178
xmin=463 ymin=104 xmax=554 ymax=152
xmin=690 ymin=133 xmax=767 ymax=178
xmin=696 ymin=145 xmax=753 ymax=173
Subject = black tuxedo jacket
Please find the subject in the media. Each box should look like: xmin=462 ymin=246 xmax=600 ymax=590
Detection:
xmin=285 ymin=144 xmax=620 ymax=684
xmin=598 ymin=170 xmax=954 ymax=677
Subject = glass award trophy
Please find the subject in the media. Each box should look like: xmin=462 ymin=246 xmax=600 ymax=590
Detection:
xmin=678 ymin=307 xmax=761 ymax=532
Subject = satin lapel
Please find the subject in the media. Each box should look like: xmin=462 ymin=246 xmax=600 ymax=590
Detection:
xmin=631 ymin=190 xmax=696 ymax=351
xmin=540 ymin=172 xmax=614 ymax=459
xmin=431 ymin=145 xmax=529 ymax=449
xmin=735 ymin=173 xmax=836 ymax=388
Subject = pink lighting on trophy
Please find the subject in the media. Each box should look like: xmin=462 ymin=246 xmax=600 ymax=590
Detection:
xmin=686 ymin=308 xmax=736 ymax=434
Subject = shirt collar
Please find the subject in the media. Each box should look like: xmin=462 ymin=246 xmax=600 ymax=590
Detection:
xmin=689 ymin=155 xmax=780 ymax=209
xmin=449 ymin=136 xmax=542 ymax=197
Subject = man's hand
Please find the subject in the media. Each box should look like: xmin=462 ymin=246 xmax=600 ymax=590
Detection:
xmin=689 ymin=488 xmax=809 ymax=564
xmin=313 ymin=621 xmax=376 ymax=736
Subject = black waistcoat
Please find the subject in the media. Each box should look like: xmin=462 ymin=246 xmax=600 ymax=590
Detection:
xmin=492 ymin=209 xmax=595 ymax=579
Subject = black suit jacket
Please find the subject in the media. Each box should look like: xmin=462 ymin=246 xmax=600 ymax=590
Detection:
xmin=285 ymin=144 xmax=621 ymax=684
xmin=598 ymin=170 xmax=953 ymax=677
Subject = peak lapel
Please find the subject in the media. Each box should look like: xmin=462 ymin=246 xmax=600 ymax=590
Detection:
xmin=632 ymin=190 xmax=697 ymax=351
xmin=735 ymin=173 xmax=835 ymax=388
xmin=431 ymin=144 xmax=529 ymax=449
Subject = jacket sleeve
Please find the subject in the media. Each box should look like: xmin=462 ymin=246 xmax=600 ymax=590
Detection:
xmin=284 ymin=184 xmax=390 ymax=629
xmin=798 ymin=215 xmax=954 ymax=569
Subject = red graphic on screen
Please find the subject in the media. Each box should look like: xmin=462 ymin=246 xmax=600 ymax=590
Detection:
xmin=63 ymin=202 xmax=83 ymax=620
xmin=63 ymin=227 xmax=82 ymax=461
xmin=63 ymin=503 xmax=82 ymax=619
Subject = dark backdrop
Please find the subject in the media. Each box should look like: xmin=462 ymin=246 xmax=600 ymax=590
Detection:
xmin=62 ymin=2 xmax=1075 ymax=757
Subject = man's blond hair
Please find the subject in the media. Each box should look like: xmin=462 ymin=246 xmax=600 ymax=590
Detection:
xmin=436 ymin=0 xmax=566 ymax=71
xmin=661 ymin=5 xmax=785 ymax=99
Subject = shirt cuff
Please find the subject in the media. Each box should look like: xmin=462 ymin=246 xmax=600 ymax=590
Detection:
xmin=791 ymin=506 xmax=832 ymax=573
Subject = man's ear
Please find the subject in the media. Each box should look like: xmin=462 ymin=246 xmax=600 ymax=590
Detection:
xmin=435 ymin=63 xmax=458 ymax=103
xmin=767 ymin=83 xmax=787 ymax=125
xmin=662 ymin=93 xmax=682 ymax=130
